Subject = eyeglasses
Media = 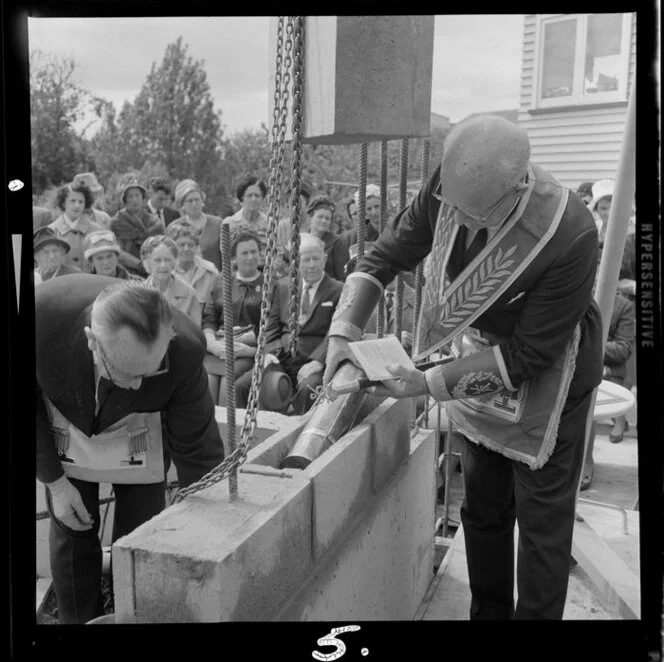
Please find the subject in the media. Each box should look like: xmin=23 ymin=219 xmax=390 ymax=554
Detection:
xmin=434 ymin=183 xmax=522 ymax=226
xmin=96 ymin=336 xmax=170 ymax=386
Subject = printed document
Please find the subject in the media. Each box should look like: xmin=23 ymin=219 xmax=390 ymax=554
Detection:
xmin=349 ymin=336 xmax=415 ymax=381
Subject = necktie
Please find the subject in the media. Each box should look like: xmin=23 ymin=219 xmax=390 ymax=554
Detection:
xmin=301 ymin=284 xmax=313 ymax=317
xmin=464 ymin=227 xmax=488 ymax=265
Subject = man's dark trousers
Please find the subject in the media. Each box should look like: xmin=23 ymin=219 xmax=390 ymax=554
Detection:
xmin=46 ymin=477 xmax=165 ymax=624
xmin=459 ymin=389 xmax=592 ymax=619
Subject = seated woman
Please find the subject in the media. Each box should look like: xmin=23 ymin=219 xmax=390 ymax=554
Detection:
xmin=33 ymin=227 xmax=81 ymax=284
xmin=302 ymin=195 xmax=349 ymax=281
xmin=49 ymin=180 xmax=103 ymax=272
xmin=166 ymin=221 xmax=218 ymax=308
xmin=111 ymin=174 xmax=164 ymax=277
xmin=201 ymin=227 xmax=262 ymax=407
xmin=172 ymin=179 xmax=223 ymax=271
xmin=82 ymin=230 xmax=142 ymax=280
xmin=581 ymin=291 xmax=635 ymax=490
xmin=140 ymin=235 xmax=201 ymax=326
xmin=224 ymin=176 xmax=269 ymax=268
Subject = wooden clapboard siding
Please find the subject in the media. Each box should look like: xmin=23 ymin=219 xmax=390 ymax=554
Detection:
xmin=518 ymin=13 xmax=636 ymax=190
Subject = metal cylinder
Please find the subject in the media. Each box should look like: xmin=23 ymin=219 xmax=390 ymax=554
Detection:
xmin=280 ymin=362 xmax=368 ymax=469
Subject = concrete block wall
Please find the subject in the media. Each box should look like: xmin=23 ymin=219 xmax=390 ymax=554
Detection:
xmin=113 ymin=398 xmax=437 ymax=622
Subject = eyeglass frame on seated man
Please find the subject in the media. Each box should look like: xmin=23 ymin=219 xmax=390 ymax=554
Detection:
xmin=433 ymin=180 xmax=525 ymax=227
xmin=94 ymin=332 xmax=171 ymax=386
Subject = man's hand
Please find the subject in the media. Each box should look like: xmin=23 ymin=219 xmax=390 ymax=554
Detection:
xmin=207 ymin=339 xmax=226 ymax=360
xmin=47 ymin=475 xmax=93 ymax=531
xmin=322 ymin=336 xmax=358 ymax=386
xmin=369 ymin=363 xmax=428 ymax=399
xmin=297 ymin=360 xmax=324 ymax=383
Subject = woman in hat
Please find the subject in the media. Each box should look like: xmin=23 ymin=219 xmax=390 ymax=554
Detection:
xmin=588 ymin=179 xmax=615 ymax=242
xmin=33 ymin=227 xmax=81 ymax=284
xmin=49 ymin=181 xmax=103 ymax=272
xmin=83 ymin=229 xmax=142 ymax=280
xmin=172 ymin=179 xmax=222 ymax=271
xmin=304 ymin=195 xmax=349 ymax=281
xmin=72 ymin=172 xmax=112 ymax=230
xmin=224 ymin=176 xmax=269 ymax=267
xmin=166 ymin=221 xmax=218 ymax=305
xmin=140 ymin=235 xmax=201 ymax=326
xmin=111 ymin=174 xmax=164 ymax=277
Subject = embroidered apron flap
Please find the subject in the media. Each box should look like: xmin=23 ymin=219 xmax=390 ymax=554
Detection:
xmin=43 ymin=395 xmax=165 ymax=485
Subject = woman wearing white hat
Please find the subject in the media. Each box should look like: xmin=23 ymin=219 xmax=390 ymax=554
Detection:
xmin=588 ymin=178 xmax=615 ymax=242
xmin=172 ymin=179 xmax=222 ymax=271
xmin=111 ymin=174 xmax=164 ymax=277
xmin=83 ymin=230 xmax=142 ymax=280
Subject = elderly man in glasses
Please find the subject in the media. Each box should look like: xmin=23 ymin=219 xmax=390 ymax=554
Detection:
xmin=36 ymin=275 xmax=225 ymax=623
xmin=323 ymin=114 xmax=603 ymax=620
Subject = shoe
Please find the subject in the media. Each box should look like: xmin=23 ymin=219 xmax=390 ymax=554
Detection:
xmin=609 ymin=420 xmax=628 ymax=444
xmin=580 ymin=473 xmax=592 ymax=491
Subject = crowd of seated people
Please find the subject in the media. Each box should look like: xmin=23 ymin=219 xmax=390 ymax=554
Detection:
xmin=35 ymin=171 xmax=635 ymax=428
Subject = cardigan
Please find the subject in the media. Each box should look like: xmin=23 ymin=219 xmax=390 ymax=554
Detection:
xmin=202 ymin=273 xmax=264 ymax=334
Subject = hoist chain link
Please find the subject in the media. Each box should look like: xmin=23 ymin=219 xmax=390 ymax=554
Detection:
xmin=287 ymin=16 xmax=306 ymax=358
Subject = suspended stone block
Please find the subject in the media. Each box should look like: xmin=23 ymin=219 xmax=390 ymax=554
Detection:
xmin=268 ymin=16 xmax=435 ymax=145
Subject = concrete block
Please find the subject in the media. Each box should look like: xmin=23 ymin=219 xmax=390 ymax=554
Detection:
xmin=277 ymin=428 xmax=437 ymax=620
xmin=113 ymin=472 xmax=313 ymax=622
xmin=366 ymin=398 xmax=412 ymax=494
xmin=269 ymin=16 xmax=435 ymax=144
xmin=303 ymin=423 xmax=373 ymax=561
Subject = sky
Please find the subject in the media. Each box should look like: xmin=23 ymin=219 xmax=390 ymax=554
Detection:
xmin=27 ymin=15 xmax=525 ymax=137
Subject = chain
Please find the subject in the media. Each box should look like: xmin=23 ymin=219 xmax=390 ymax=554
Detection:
xmin=173 ymin=17 xmax=298 ymax=503
xmin=287 ymin=16 xmax=306 ymax=358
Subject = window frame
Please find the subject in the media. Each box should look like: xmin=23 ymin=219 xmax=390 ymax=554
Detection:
xmin=533 ymin=13 xmax=632 ymax=109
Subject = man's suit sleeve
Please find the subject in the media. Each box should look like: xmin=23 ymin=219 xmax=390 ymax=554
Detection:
xmin=309 ymin=282 xmax=343 ymax=363
xmin=497 ymin=226 xmax=599 ymax=387
xmin=164 ymin=358 xmax=225 ymax=488
xmin=36 ymin=380 xmax=65 ymax=484
xmin=264 ymin=282 xmax=285 ymax=354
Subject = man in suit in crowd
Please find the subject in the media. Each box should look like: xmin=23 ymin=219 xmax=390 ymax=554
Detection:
xmin=146 ymin=177 xmax=180 ymax=227
xmin=36 ymin=275 xmax=225 ymax=623
xmin=265 ymin=233 xmax=343 ymax=414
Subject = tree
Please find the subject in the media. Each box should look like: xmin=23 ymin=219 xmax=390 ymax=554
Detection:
xmin=105 ymin=37 xmax=230 ymax=215
xmin=29 ymin=50 xmax=93 ymax=192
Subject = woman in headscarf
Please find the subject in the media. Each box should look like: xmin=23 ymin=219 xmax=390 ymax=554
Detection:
xmin=224 ymin=176 xmax=269 ymax=267
xmin=304 ymin=195 xmax=349 ymax=281
xmin=140 ymin=235 xmax=201 ymax=326
xmin=166 ymin=221 xmax=218 ymax=306
xmin=172 ymin=179 xmax=222 ymax=271
xmin=82 ymin=229 xmax=142 ymax=280
xmin=110 ymin=174 xmax=164 ymax=277
xmin=48 ymin=180 xmax=103 ymax=272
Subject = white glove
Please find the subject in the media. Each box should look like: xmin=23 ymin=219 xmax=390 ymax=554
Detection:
xmin=47 ymin=475 xmax=93 ymax=531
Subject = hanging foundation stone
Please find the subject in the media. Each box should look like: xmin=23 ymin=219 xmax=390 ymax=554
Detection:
xmin=269 ymin=16 xmax=435 ymax=145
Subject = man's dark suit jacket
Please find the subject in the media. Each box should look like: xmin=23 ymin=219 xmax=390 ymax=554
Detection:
xmin=145 ymin=204 xmax=180 ymax=227
xmin=35 ymin=274 xmax=224 ymax=487
xmin=265 ymin=274 xmax=343 ymax=364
